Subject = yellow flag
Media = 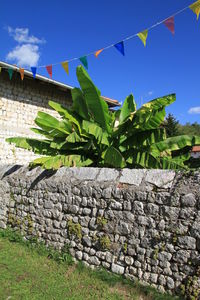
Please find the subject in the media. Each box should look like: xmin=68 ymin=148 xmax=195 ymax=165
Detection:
xmin=0 ymin=67 xmax=1 ymax=73
xmin=61 ymin=61 xmax=69 ymax=75
xmin=190 ymin=0 xmax=200 ymax=20
xmin=137 ymin=30 xmax=148 ymax=47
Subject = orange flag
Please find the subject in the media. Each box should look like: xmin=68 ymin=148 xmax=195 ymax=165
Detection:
xmin=61 ymin=61 xmax=69 ymax=75
xmin=19 ymin=68 xmax=24 ymax=81
xmin=95 ymin=49 xmax=103 ymax=57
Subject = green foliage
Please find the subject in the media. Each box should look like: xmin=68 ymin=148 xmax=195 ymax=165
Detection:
xmin=67 ymin=219 xmax=82 ymax=240
xmin=164 ymin=113 xmax=180 ymax=137
xmin=6 ymin=65 xmax=200 ymax=170
xmin=99 ymin=235 xmax=111 ymax=250
xmin=178 ymin=122 xmax=200 ymax=136
xmin=180 ymin=266 xmax=200 ymax=300
xmin=123 ymin=242 xmax=128 ymax=254
xmin=96 ymin=216 xmax=107 ymax=228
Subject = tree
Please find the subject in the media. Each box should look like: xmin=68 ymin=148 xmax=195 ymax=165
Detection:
xmin=6 ymin=65 xmax=200 ymax=170
xmin=164 ymin=113 xmax=179 ymax=137
xmin=178 ymin=122 xmax=200 ymax=136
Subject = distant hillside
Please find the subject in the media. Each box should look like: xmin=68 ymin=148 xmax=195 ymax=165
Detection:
xmin=164 ymin=114 xmax=200 ymax=137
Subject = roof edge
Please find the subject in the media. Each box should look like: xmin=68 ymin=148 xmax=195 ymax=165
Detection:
xmin=0 ymin=61 xmax=120 ymax=107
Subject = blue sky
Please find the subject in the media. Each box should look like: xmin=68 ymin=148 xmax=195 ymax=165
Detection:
xmin=1 ymin=0 xmax=200 ymax=124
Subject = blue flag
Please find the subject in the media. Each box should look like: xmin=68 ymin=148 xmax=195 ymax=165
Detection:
xmin=31 ymin=67 xmax=37 ymax=79
xmin=114 ymin=41 xmax=125 ymax=56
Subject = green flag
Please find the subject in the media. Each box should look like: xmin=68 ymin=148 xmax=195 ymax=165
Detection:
xmin=79 ymin=56 xmax=88 ymax=69
xmin=8 ymin=68 xmax=13 ymax=80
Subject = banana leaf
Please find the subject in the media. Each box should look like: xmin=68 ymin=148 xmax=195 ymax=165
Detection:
xmin=118 ymin=94 xmax=136 ymax=124
xmin=31 ymin=154 xmax=93 ymax=169
xmin=71 ymin=87 xmax=90 ymax=120
xmin=104 ymin=146 xmax=126 ymax=168
xmin=48 ymin=101 xmax=82 ymax=134
xmin=6 ymin=137 xmax=56 ymax=156
xmin=82 ymin=120 xmax=110 ymax=146
xmin=76 ymin=66 xmax=112 ymax=133
xmin=150 ymin=135 xmax=200 ymax=156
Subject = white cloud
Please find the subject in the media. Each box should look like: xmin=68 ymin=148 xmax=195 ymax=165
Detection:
xmin=5 ymin=26 xmax=45 ymax=67
xmin=188 ymin=107 xmax=200 ymax=114
xmin=6 ymin=44 xmax=40 ymax=67
xmin=7 ymin=26 xmax=45 ymax=44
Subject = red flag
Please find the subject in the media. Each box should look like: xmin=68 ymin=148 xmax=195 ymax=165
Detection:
xmin=46 ymin=65 xmax=52 ymax=78
xmin=164 ymin=16 xmax=175 ymax=35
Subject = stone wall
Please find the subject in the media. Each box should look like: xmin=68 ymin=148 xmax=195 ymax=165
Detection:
xmin=0 ymin=69 xmax=72 ymax=165
xmin=0 ymin=166 xmax=199 ymax=294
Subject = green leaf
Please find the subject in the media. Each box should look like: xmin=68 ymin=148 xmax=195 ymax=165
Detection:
xmin=76 ymin=65 xmax=111 ymax=133
xmin=48 ymin=101 xmax=82 ymax=134
xmin=143 ymin=93 xmax=176 ymax=110
xmin=71 ymin=87 xmax=90 ymax=120
xmin=37 ymin=111 xmax=60 ymax=127
xmin=126 ymin=150 xmax=160 ymax=169
xmin=6 ymin=137 xmax=55 ymax=156
xmin=150 ymin=135 xmax=200 ymax=156
xmin=82 ymin=120 xmax=110 ymax=146
xmin=31 ymin=155 xmax=93 ymax=169
xmin=104 ymin=146 xmax=126 ymax=168
xmin=129 ymin=94 xmax=176 ymax=132
xmin=31 ymin=128 xmax=52 ymax=139
xmin=119 ymin=94 xmax=136 ymax=124
xmin=132 ymin=107 xmax=166 ymax=131
xmin=121 ymin=128 xmax=166 ymax=148
xmin=66 ymin=132 xmax=85 ymax=143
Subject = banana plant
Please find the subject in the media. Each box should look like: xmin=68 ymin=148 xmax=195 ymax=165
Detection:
xmin=6 ymin=65 xmax=200 ymax=170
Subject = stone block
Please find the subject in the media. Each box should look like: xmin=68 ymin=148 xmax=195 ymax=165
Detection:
xmin=145 ymin=170 xmax=175 ymax=188
xmin=111 ymin=263 xmax=124 ymax=275
xmin=96 ymin=168 xmax=119 ymax=182
xmin=181 ymin=193 xmax=196 ymax=207
xmin=119 ymin=169 xmax=146 ymax=186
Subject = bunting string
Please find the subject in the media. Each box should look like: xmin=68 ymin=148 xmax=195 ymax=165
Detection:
xmin=0 ymin=0 xmax=200 ymax=79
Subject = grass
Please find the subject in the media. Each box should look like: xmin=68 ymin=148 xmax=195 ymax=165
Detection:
xmin=0 ymin=228 xmax=182 ymax=300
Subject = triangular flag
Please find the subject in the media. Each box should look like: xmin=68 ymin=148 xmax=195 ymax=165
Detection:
xmin=79 ymin=56 xmax=88 ymax=69
xmin=114 ymin=41 xmax=125 ymax=56
xmin=31 ymin=67 xmax=37 ymax=79
xmin=46 ymin=65 xmax=52 ymax=78
xmin=19 ymin=68 xmax=24 ymax=81
xmin=8 ymin=68 xmax=13 ymax=80
xmin=137 ymin=30 xmax=148 ymax=47
xmin=189 ymin=0 xmax=200 ymax=20
xmin=95 ymin=49 xmax=103 ymax=57
xmin=61 ymin=61 xmax=69 ymax=75
xmin=164 ymin=16 xmax=175 ymax=34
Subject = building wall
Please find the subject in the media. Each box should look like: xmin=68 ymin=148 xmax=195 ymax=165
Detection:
xmin=191 ymin=152 xmax=200 ymax=159
xmin=0 ymin=69 xmax=72 ymax=165
xmin=0 ymin=166 xmax=199 ymax=294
